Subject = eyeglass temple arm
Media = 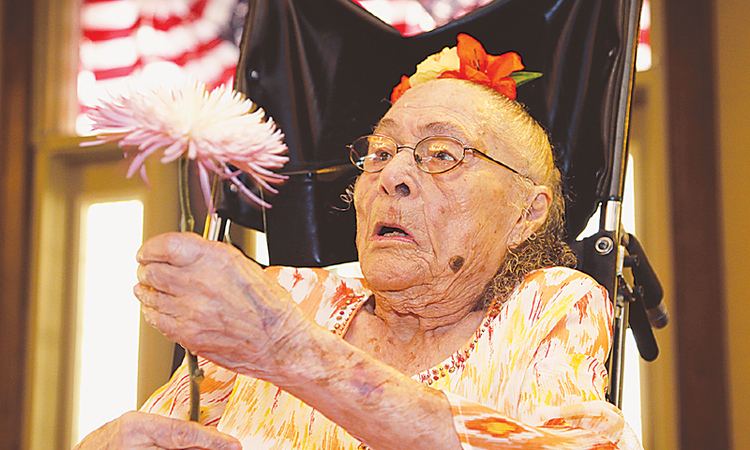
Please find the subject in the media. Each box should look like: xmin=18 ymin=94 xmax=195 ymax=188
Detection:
xmin=467 ymin=147 xmax=525 ymax=178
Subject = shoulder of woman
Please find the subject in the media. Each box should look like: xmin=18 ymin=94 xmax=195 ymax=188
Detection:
xmin=520 ymin=266 xmax=607 ymax=300
xmin=492 ymin=267 xmax=613 ymax=373
xmin=505 ymin=266 xmax=610 ymax=328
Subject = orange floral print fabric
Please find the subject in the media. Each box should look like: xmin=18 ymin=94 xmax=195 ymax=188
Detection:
xmin=141 ymin=266 xmax=642 ymax=449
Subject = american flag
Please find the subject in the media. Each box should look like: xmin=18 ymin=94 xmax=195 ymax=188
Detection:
xmin=79 ymin=0 xmax=656 ymax=132
xmin=76 ymin=0 xmax=442 ymax=132
xmin=79 ymin=0 xmax=244 ymax=83
xmin=78 ymin=0 xmax=247 ymax=132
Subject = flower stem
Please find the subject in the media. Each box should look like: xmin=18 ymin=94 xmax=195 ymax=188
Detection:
xmin=177 ymin=156 xmax=202 ymax=422
xmin=178 ymin=156 xmax=195 ymax=234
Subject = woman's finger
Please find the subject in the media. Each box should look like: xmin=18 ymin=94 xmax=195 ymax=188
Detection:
xmin=137 ymin=262 xmax=191 ymax=296
xmin=134 ymin=283 xmax=175 ymax=311
xmin=121 ymin=412 xmax=241 ymax=450
xmin=137 ymin=232 xmax=207 ymax=267
xmin=140 ymin=302 xmax=182 ymax=341
xmin=151 ymin=417 xmax=241 ymax=450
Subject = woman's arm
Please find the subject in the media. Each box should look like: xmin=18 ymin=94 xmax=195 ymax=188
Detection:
xmin=135 ymin=233 xmax=634 ymax=449
xmin=267 ymin=284 xmax=630 ymax=450
xmin=268 ymin=318 xmax=464 ymax=449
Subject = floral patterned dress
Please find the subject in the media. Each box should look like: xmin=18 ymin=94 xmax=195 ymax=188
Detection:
xmin=141 ymin=266 xmax=643 ymax=449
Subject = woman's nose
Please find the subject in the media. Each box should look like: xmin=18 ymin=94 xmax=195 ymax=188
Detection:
xmin=378 ymin=150 xmax=417 ymax=198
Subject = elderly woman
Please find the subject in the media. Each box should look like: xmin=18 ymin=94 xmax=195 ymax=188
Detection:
xmin=76 ymin=53 xmax=641 ymax=448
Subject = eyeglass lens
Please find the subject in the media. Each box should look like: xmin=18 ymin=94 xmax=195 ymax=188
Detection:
xmin=350 ymin=135 xmax=465 ymax=173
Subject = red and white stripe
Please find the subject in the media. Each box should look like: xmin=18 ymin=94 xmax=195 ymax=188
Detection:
xmin=78 ymin=0 xmax=240 ymax=133
xmin=351 ymin=0 xmax=491 ymax=37
xmin=352 ymin=0 xmax=435 ymax=36
xmin=76 ymin=0 xmax=508 ymax=133
xmin=78 ymin=0 xmax=486 ymax=97
xmin=79 ymin=0 xmax=237 ymax=93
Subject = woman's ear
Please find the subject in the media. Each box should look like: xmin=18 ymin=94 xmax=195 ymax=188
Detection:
xmin=507 ymin=185 xmax=552 ymax=248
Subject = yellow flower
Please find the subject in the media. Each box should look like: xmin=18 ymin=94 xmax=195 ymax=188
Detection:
xmin=409 ymin=46 xmax=460 ymax=86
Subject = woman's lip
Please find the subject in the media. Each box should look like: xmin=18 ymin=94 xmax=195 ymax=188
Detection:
xmin=371 ymin=233 xmax=416 ymax=243
xmin=371 ymin=222 xmax=416 ymax=243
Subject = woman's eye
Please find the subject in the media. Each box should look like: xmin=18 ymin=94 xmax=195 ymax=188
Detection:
xmin=373 ymin=150 xmax=393 ymax=161
xmin=433 ymin=151 xmax=456 ymax=161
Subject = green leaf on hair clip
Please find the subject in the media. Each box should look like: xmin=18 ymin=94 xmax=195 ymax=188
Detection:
xmin=511 ymin=71 xmax=543 ymax=86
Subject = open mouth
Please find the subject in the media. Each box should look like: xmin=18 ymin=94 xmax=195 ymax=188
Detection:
xmin=375 ymin=223 xmax=412 ymax=239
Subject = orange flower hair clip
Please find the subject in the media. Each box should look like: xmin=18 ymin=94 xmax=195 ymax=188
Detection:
xmin=391 ymin=33 xmax=542 ymax=103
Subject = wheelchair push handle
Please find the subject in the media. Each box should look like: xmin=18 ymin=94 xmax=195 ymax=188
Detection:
xmin=623 ymin=233 xmax=668 ymax=329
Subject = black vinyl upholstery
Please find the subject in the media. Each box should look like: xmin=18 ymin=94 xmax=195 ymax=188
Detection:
xmin=219 ymin=0 xmax=631 ymax=267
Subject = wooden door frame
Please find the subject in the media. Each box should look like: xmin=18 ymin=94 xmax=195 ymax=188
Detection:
xmin=664 ymin=0 xmax=732 ymax=448
xmin=0 ymin=0 xmax=35 ymax=448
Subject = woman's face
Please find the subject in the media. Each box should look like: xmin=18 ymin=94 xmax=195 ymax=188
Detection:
xmin=354 ymin=80 xmax=529 ymax=300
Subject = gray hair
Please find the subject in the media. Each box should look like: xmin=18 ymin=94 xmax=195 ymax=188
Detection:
xmin=466 ymin=82 xmax=576 ymax=306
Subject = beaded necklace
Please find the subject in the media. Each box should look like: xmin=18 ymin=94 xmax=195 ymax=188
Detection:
xmin=327 ymin=293 xmax=505 ymax=385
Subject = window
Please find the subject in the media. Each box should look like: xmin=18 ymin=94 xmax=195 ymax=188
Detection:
xmin=72 ymin=200 xmax=144 ymax=444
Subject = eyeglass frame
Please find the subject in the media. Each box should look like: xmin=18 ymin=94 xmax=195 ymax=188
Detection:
xmin=347 ymin=134 xmax=533 ymax=182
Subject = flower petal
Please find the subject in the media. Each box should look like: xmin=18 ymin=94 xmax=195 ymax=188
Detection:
xmin=487 ymin=52 xmax=525 ymax=79
xmin=126 ymin=142 xmax=162 ymax=178
xmin=463 ymin=64 xmax=491 ymax=86
xmin=409 ymin=46 xmax=460 ymax=86
xmin=438 ymin=70 xmax=462 ymax=79
xmin=160 ymin=139 xmax=188 ymax=163
xmin=456 ymin=33 xmax=488 ymax=73
xmin=81 ymin=80 xmax=289 ymax=210
xmin=139 ymin=164 xmax=150 ymax=187
xmin=227 ymin=170 xmax=272 ymax=209
xmin=390 ymin=76 xmax=411 ymax=103
xmin=196 ymin=160 xmax=215 ymax=213
xmin=492 ymin=77 xmax=518 ymax=100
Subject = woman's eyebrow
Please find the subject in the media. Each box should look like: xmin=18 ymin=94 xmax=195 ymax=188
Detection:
xmin=373 ymin=119 xmax=470 ymax=142
xmin=419 ymin=121 xmax=469 ymax=141
xmin=374 ymin=118 xmax=398 ymax=133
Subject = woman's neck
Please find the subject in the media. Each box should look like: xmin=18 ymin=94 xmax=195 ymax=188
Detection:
xmin=343 ymin=291 xmax=486 ymax=375
xmin=370 ymin=292 xmax=483 ymax=341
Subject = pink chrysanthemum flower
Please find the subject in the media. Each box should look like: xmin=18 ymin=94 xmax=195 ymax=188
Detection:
xmin=85 ymin=81 xmax=289 ymax=210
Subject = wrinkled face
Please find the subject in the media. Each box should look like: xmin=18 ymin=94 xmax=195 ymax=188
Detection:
xmin=354 ymin=79 xmax=529 ymax=298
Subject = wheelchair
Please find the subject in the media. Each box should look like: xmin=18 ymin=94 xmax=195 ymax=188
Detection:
xmin=197 ymin=0 xmax=666 ymax=408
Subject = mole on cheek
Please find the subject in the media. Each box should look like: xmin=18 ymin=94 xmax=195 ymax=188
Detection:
xmin=449 ymin=256 xmax=465 ymax=273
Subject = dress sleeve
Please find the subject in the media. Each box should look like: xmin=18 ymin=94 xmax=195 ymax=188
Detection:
xmin=444 ymin=271 xmax=643 ymax=449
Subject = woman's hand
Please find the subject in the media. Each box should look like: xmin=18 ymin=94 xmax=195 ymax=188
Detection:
xmin=73 ymin=411 xmax=241 ymax=450
xmin=134 ymin=232 xmax=310 ymax=379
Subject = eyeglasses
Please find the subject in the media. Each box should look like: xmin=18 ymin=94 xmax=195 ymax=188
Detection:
xmin=347 ymin=134 xmax=529 ymax=179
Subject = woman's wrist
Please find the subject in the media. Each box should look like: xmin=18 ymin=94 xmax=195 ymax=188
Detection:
xmin=233 ymin=303 xmax=323 ymax=385
xmin=260 ymin=319 xmax=463 ymax=450
xmin=267 ymin=319 xmax=346 ymax=389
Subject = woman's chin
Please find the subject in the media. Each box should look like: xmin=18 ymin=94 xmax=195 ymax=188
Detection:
xmin=360 ymin=255 xmax=426 ymax=292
